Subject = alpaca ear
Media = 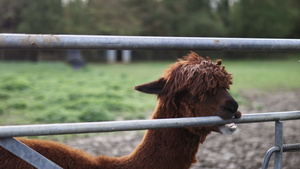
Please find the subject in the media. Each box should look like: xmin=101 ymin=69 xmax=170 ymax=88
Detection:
xmin=134 ymin=78 xmax=166 ymax=94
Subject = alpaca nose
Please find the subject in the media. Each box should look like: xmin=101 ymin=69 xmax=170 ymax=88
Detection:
xmin=232 ymin=111 xmax=242 ymax=119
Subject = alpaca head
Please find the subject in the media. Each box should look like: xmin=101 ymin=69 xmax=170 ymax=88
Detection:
xmin=135 ymin=52 xmax=241 ymax=136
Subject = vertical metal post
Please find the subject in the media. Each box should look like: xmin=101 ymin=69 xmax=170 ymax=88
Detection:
xmin=122 ymin=50 xmax=132 ymax=64
xmin=274 ymin=121 xmax=283 ymax=169
xmin=106 ymin=50 xmax=117 ymax=63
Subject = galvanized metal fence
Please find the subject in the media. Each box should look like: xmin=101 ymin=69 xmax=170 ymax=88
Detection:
xmin=1 ymin=33 xmax=300 ymax=51
xmin=0 ymin=34 xmax=300 ymax=169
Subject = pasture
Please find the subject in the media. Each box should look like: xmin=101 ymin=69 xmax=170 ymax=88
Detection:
xmin=0 ymin=58 xmax=299 ymax=126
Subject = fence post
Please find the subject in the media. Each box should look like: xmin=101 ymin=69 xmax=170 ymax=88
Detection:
xmin=0 ymin=137 xmax=62 ymax=169
xmin=274 ymin=121 xmax=283 ymax=169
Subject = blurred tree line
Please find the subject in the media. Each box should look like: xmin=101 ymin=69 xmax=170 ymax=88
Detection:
xmin=0 ymin=0 xmax=299 ymax=60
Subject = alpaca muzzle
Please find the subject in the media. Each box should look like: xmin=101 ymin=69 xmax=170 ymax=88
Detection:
xmin=218 ymin=110 xmax=242 ymax=135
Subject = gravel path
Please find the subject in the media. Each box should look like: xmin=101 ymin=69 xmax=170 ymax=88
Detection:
xmin=67 ymin=90 xmax=300 ymax=169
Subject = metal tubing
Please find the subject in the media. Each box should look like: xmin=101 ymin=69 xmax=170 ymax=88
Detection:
xmin=274 ymin=121 xmax=283 ymax=169
xmin=261 ymin=143 xmax=300 ymax=169
xmin=1 ymin=34 xmax=300 ymax=51
xmin=282 ymin=143 xmax=300 ymax=152
xmin=0 ymin=111 xmax=299 ymax=138
xmin=262 ymin=146 xmax=280 ymax=169
xmin=0 ymin=137 xmax=62 ymax=169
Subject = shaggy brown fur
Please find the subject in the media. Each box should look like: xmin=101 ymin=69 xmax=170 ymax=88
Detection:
xmin=0 ymin=52 xmax=241 ymax=169
xmin=161 ymin=52 xmax=232 ymax=101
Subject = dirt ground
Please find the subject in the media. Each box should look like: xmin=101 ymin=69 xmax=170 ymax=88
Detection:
xmin=67 ymin=90 xmax=300 ymax=169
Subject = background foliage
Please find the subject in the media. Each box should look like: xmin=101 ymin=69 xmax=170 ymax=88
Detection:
xmin=1 ymin=0 xmax=300 ymax=38
xmin=1 ymin=0 xmax=300 ymax=59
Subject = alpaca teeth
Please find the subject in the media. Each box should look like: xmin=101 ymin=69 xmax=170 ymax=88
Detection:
xmin=219 ymin=123 xmax=238 ymax=135
xmin=230 ymin=125 xmax=237 ymax=130
xmin=226 ymin=123 xmax=237 ymax=131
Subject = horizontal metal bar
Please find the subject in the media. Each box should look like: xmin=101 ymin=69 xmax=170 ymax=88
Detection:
xmin=0 ymin=111 xmax=299 ymax=138
xmin=282 ymin=143 xmax=300 ymax=152
xmin=1 ymin=34 xmax=300 ymax=51
xmin=0 ymin=137 xmax=62 ymax=169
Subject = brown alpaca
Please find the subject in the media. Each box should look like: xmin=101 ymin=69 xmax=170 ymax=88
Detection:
xmin=0 ymin=52 xmax=241 ymax=169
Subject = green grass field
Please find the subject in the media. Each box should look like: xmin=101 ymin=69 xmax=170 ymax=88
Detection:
xmin=0 ymin=59 xmax=299 ymax=126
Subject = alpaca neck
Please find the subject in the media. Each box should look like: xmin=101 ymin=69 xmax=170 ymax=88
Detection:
xmin=124 ymin=129 xmax=201 ymax=169
xmin=116 ymin=104 xmax=209 ymax=169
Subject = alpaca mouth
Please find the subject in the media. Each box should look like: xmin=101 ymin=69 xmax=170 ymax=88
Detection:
xmin=218 ymin=123 xmax=238 ymax=135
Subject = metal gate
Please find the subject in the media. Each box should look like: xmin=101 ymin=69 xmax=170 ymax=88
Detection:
xmin=0 ymin=34 xmax=300 ymax=169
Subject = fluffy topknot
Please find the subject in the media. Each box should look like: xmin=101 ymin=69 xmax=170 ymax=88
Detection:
xmin=161 ymin=51 xmax=233 ymax=101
